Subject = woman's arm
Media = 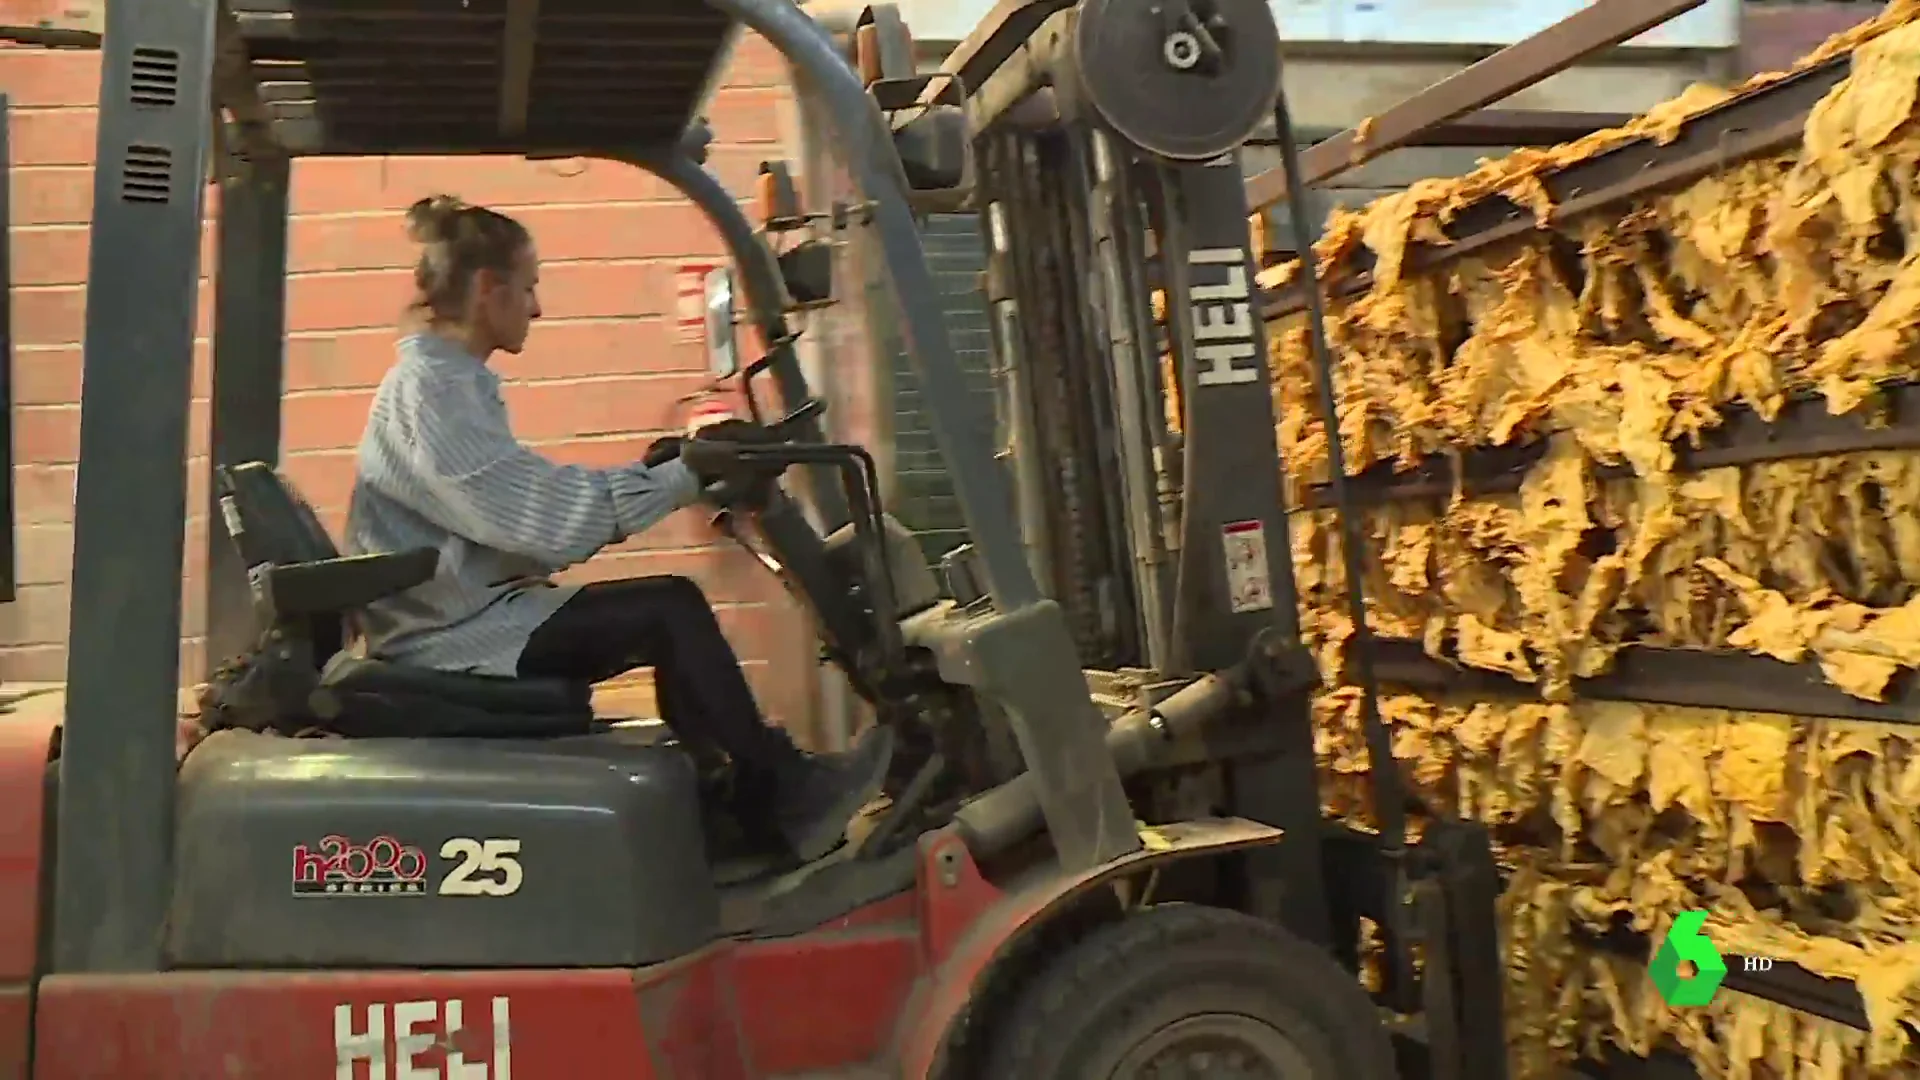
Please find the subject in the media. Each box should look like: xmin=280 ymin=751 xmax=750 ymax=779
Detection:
xmin=363 ymin=365 xmax=700 ymax=569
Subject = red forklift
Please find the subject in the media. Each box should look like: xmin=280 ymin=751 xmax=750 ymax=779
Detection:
xmin=0 ymin=0 xmax=1512 ymax=1076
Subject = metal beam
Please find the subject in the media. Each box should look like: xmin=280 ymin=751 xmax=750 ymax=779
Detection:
xmin=1261 ymin=55 xmax=1841 ymax=318
xmin=55 ymin=0 xmax=221 ymax=974
xmin=204 ymin=151 xmax=291 ymax=668
xmin=496 ymin=0 xmax=539 ymax=138
xmin=715 ymin=0 xmax=1139 ymax=874
xmin=1243 ymin=0 xmax=1706 ymax=210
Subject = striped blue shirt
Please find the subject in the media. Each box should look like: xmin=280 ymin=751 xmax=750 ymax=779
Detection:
xmin=344 ymin=332 xmax=702 ymax=676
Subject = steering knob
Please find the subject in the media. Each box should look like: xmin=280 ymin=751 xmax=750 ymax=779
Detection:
xmin=680 ymin=437 xmax=745 ymax=478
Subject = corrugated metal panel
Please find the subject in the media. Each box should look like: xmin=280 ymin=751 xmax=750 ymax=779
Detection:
xmin=888 ymin=212 xmax=994 ymax=560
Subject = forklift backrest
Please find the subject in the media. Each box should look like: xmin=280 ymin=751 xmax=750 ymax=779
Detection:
xmin=217 ymin=461 xmax=348 ymax=661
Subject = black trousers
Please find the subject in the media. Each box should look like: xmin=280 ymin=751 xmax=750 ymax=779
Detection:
xmin=518 ymin=576 xmax=793 ymax=769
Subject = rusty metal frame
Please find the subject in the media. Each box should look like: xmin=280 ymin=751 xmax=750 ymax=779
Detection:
xmin=1243 ymin=0 xmax=1902 ymax=1049
xmin=1365 ymin=639 xmax=1920 ymax=724
xmin=1298 ymin=382 xmax=1920 ymax=511
xmin=1259 ymin=109 xmax=1640 ymax=154
xmin=1263 ymin=52 xmax=1845 ymax=319
xmin=1241 ymin=0 xmax=1709 ymax=212
xmin=1576 ymin=923 xmax=1872 ymax=1032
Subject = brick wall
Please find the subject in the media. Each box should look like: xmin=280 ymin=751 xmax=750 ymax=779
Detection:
xmin=3 ymin=36 xmax=825 ymax=736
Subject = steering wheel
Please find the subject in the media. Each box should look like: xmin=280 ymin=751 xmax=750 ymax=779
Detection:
xmin=682 ymin=399 xmax=826 ymax=509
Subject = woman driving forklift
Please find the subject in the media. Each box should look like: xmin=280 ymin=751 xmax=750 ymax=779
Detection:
xmin=343 ymin=193 xmax=887 ymax=862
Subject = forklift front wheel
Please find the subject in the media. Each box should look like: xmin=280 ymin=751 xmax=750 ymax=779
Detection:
xmin=981 ymin=903 xmax=1398 ymax=1079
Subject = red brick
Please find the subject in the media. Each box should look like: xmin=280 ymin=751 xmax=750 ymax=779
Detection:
xmin=285 ymin=202 xmax=723 ymax=275
xmin=284 ymin=331 xmax=398 ymax=392
xmin=14 ymin=346 xmax=79 ymax=406
xmin=10 ymin=165 xmax=92 ymax=226
xmin=287 ymin=147 xmax=775 ymax=221
xmin=0 ymin=643 xmax=65 ymax=683
xmin=10 ymin=224 xmax=85 ymax=286
xmin=722 ymin=34 xmax=791 ymax=90
xmin=0 ymin=48 xmax=99 ymax=108
xmin=276 ymin=451 xmax=356 ymax=511
xmin=179 ymin=637 xmax=207 ymax=686
xmin=706 ymin=87 xmax=787 ymax=145
xmin=14 ymin=463 xmax=74 ymax=523
xmin=179 ymin=576 xmax=206 ymax=639
xmin=0 ymin=583 xmax=69 ymax=647
xmin=13 ymin=284 xmax=84 ymax=347
xmin=289 ymin=155 xmax=660 ymax=218
xmin=187 ymin=397 xmax=209 ymax=457
xmin=717 ymin=602 xmax=814 ymax=679
xmin=283 ymin=271 xmax=407 ymax=334
xmin=498 ymin=318 xmax=706 ymax=380
xmin=746 ymin=648 xmax=819 ymax=729
xmin=283 ymin=260 xmax=677 ymax=334
xmin=547 ymin=261 xmax=683 ymax=320
xmin=14 ymin=522 xmax=72 ymax=585
xmin=503 ymin=374 xmax=710 ymax=443
xmin=15 ymin=404 xmax=77 ymax=464
xmin=704 ymin=146 xmax=781 ymax=200
xmin=284 ymin=317 xmax=702 ymax=394
xmin=9 ymin=106 xmax=96 ymax=167
xmin=519 ymin=203 xmax=723 ymax=262
xmin=281 ymin=390 xmax=374 ymax=453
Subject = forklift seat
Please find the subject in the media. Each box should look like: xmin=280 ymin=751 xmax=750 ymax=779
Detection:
xmin=210 ymin=461 xmax=594 ymax=738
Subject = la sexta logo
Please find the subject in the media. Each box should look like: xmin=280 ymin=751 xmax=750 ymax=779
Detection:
xmin=292 ymin=834 xmax=428 ymax=897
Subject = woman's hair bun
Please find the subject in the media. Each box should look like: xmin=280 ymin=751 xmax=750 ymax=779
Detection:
xmin=404 ymin=194 xmax=469 ymax=243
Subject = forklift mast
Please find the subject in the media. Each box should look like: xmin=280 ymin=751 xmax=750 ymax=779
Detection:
xmin=915 ymin=0 xmax=1349 ymax=945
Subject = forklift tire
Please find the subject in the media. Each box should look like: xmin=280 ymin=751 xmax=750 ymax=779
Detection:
xmin=981 ymin=903 xmax=1398 ymax=1080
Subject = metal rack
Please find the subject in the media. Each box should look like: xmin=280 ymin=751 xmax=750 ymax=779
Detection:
xmin=1240 ymin=0 xmax=1908 ymax=1043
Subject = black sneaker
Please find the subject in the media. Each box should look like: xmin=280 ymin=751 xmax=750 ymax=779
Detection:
xmin=772 ymin=726 xmax=896 ymax=862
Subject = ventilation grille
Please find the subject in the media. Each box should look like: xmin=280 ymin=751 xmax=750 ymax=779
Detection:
xmin=120 ymin=145 xmax=172 ymax=203
xmin=128 ymin=47 xmax=180 ymax=107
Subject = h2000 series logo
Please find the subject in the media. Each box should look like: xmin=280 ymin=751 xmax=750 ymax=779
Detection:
xmin=292 ymin=834 xmax=428 ymax=896
xmin=293 ymin=834 xmax=526 ymax=898
xmin=1648 ymin=910 xmax=1729 ymax=1006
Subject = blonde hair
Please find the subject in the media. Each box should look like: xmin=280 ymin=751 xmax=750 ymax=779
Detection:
xmin=404 ymin=194 xmax=531 ymax=322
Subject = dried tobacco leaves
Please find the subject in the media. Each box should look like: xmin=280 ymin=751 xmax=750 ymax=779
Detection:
xmin=1261 ymin=4 xmax=1920 ymax=1076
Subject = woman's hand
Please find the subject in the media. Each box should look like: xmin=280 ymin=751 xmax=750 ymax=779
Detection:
xmin=642 ymin=435 xmax=684 ymax=467
xmin=681 ymin=419 xmax=787 ymax=505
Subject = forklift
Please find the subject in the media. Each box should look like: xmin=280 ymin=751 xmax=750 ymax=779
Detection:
xmin=1 ymin=0 xmax=1509 ymax=1076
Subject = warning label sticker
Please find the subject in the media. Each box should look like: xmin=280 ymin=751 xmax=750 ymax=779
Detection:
xmin=1221 ymin=519 xmax=1273 ymax=614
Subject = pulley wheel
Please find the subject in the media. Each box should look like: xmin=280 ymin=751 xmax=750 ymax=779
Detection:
xmin=1072 ymin=0 xmax=1282 ymax=161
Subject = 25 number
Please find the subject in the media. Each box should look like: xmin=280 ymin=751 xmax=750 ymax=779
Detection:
xmin=438 ymin=838 xmax=523 ymax=897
